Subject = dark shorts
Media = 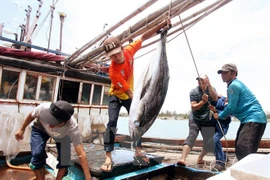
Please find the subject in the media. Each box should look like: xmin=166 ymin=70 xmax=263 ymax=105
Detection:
xmin=30 ymin=126 xmax=71 ymax=170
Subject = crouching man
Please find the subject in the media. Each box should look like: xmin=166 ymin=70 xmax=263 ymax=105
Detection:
xmin=15 ymin=100 xmax=91 ymax=180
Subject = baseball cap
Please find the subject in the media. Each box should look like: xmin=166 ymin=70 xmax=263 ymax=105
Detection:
xmin=39 ymin=100 xmax=74 ymax=126
xmin=103 ymin=36 xmax=122 ymax=57
xmin=196 ymin=74 xmax=208 ymax=80
xmin=217 ymin=63 xmax=238 ymax=74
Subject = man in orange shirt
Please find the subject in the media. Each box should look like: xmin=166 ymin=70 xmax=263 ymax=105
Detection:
xmin=101 ymin=20 xmax=171 ymax=172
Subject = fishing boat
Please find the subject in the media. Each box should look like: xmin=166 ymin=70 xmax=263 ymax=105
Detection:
xmin=1 ymin=0 xmax=268 ymax=179
xmin=0 ymin=1 xmax=112 ymax=179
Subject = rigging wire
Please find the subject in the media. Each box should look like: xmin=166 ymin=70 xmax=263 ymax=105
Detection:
xmin=178 ymin=14 xmax=200 ymax=79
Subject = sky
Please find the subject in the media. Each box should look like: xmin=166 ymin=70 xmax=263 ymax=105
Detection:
xmin=1 ymin=0 xmax=270 ymax=114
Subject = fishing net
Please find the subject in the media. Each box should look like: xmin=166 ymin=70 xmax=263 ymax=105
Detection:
xmin=77 ymin=113 xmax=92 ymax=142
xmin=0 ymin=112 xmax=31 ymax=160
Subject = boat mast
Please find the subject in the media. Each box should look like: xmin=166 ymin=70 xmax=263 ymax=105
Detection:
xmin=24 ymin=5 xmax=32 ymax=40
xmin=58 ymin=12 xmax=66 ymax=52
xmin=47 ymin=0 xmax=55 ymax=53
xmin=21 ymin=0 xmax=43 ymax=50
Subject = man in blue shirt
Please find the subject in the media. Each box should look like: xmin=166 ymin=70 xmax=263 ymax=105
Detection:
xmin=213 ymin=63 xmax=267 ymax=161
xmin=210 ymin=96 xmax=231 ymax=171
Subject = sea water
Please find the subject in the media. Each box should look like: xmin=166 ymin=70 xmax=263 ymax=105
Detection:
xmin=117 ymin=117 xmax=270 ymax=140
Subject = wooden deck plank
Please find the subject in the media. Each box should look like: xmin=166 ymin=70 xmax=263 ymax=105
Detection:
xmin=0 ymin=166 xmax=35 ymax=180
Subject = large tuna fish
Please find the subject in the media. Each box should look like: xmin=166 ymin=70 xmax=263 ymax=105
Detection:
xmin=129 ymin=30 xmax=170 ymax=142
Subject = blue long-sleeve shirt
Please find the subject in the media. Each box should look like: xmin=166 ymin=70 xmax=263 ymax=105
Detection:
xmin=214 ymin=96 xmax=231 ymax=126
xmin=218 ymin=79 xmax=267 ymax=124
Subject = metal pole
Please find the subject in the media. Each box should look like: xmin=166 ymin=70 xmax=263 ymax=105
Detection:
xmin=24 ymin=5 xmax=32 ymax=41
xmin=0 ymin=24 xmax=3 ymax=36
xmin=58 ymin=12 xmax=66 ymax=52
xmin=47 ymin=0 xmax=55 ymax=53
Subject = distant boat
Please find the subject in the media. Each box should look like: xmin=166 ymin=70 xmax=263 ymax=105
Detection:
xmin=0 ymin=1 xmax=111 ymax=178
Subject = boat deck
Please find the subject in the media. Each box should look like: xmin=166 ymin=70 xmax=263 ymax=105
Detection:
xmin=1 ymin=141 xmax=268 ymax=179
xmin=0 ymin=153 xmax=55 ymax=180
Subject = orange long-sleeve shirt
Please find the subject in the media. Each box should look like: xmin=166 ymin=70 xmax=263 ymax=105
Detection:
xmin=109 ymin=39 xmax=142 ymax=100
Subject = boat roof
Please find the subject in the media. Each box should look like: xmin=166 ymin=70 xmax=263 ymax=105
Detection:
xmin=0 ymin=47 xmax=110 ymax=84
xmin=0 ymin=46 xmax=65 ymax=61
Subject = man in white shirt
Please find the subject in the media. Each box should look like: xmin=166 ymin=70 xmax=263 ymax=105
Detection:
xmin=15 ymin=100 xmax=91 ymax=180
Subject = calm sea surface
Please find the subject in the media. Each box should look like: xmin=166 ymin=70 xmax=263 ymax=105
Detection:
xmin=117 ymin=117 xmax=270 ymax=140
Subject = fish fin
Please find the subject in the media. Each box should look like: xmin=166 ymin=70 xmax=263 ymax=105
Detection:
xmin=133 ymin=155 xmax=150 ymax=166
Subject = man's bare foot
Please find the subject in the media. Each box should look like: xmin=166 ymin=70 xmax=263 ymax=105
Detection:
xmin=197 ymin=159 xmax=205 ymax=164
xmin=176 ymin=160 xmax=186 ymax=166
xmin=100 ymin=157 xmax=114 ymax=172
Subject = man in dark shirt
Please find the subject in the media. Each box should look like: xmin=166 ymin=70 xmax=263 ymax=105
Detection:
xmin=177 ymin=74 xmax=218 ymax=166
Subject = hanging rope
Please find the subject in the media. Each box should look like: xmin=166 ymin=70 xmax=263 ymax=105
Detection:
xmin=178 ymin=15 xmax=201 ymax=78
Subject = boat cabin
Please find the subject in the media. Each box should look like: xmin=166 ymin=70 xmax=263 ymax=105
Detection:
xmin=0 ymin=51 xmax=111 ymax=156
xmin=0 ymin=60 xmax=111 ymax=115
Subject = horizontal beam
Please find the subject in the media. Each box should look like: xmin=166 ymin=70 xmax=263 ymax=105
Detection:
xmin=0 ymin=36 xmax=69 ymax=56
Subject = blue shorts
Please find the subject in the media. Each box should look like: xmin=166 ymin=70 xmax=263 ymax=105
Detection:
xmin=30 ymin=126 xmax=71 ymax=170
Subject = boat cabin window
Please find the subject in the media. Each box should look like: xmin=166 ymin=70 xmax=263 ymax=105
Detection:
xmin=0 ymin=67 xmax=109 ymax=107
xmin=40 ymin=77 xmax=55 ymax=101
xmin=81 ymin=83 xmax=92 ymax=104
xmin=92 ymin=84 xmax=102 ymax=105
xmin=102 ymin=85 xmax=110 ymax=105
xmin=58 ymin=80 xmax=80 ymax=104
xmin=0 ymin=69 xmax=19 ymax=99
xmin=24 ymin=74 xmax=38 ymax=99
xmin=24 ymin=73 xmax=55 ymax=101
